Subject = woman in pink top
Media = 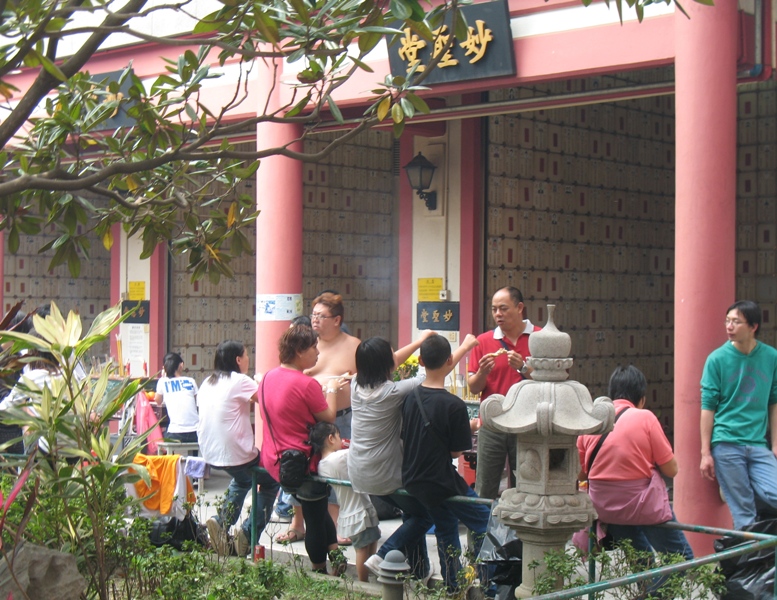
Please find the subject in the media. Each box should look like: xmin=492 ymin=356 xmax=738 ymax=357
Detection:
xmin=259 ymin=324 xmax=346 ymax=575
xmin=577 ymin=365 xmax=692 ymax=596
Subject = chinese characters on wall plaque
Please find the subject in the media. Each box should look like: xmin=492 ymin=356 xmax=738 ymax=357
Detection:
xmin=388 ymin=0 xmax=515 ymax=85
xmin=417 ymin=302 xmax=460 ymax=331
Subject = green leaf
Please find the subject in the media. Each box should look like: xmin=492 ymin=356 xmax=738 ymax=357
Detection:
xmin=407 ymin=92 xmax=430 ymax=114
xmin=192 ymin=11 xmax=225 ymax=34
xmin=39 ymin=54 xmax=67 ymax=82
xmin=7 ymin=226 xmax=19 ymax=254
xmin=358 ymin=31 xmax=381 ymax=54
xmin=349 ymin=56 xmax=374 ymax=73
xmin=285 ymin=93 xmax=313 ymax=118
xmin=400 ymin=97 xmax=414 ymax=119
xmin=66 ymin=247 xmax=81 ymax=277
xmin=390 ymin=0 xmax=412 ymax=20
xmin=326 ymin=95 xmax=344 ymax=124
xmin=288 ymin=0 xmax=310 ymax=21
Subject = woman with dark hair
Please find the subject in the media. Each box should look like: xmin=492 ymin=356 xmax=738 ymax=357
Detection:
xmin=155 ymin=352 xmax=198 ymax=443
xmin=259 ymin=324 xmax=346 ymax=574
xmin=198 ymin=340 xmax=280 ymax=557
xmin=348 ymin=332 xmax=478 ymax=580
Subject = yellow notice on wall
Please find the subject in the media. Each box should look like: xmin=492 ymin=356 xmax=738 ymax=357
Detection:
xmin=418 ymin=278 xmax=443 ymax=302
xmin=128 ymin=281 xmax=146 ymax=301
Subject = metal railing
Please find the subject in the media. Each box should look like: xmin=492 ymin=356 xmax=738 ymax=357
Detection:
xmin=249 ymin=466 xmax=491 ymax=551
xmin=250 ymin=468 xmax=777 ymax=598
xmin=533 ymin=520 xmax=777 ymax=600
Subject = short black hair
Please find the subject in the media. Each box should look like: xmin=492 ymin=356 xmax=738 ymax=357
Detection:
xmin=727 ymin=300 xmax=761 ymax=335
xmin=355 ymin=337 xmax=394 ymax=388
xmin=207 ymin=340 xmax=246 ymax=384
xmin=291 ymin=315 xmax=312 ymax=327
xmin=163 ymin=352 xmax=184 ymax=378
xmin=608 ymin=365 xmax=647 ymax=405
xmin=420 ymin=335 xmax=450 ymax=371
xmin=498 ymin=286 xmax=524 ymax=306
xmin=309 ymin=421 xmax=340 ymax=456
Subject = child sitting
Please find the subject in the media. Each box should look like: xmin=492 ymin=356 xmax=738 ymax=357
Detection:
xmin=310 ymin=422 xmax=380 ymax=581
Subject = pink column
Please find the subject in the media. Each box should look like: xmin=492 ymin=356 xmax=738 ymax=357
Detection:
xmin=110 ymin=223 xmax=121 ymax=361
xmin=674 ymin=0 xmax=738 ymax=554
xmin=149 ymin=245 xmax=167 ymax=375
xmin=254 ymin=128 xmax=303 ymax=377
xmin=0 ymin=232 xmax=5 ymax=314
xmin=459 ymin=110 xmax=484 ymax=339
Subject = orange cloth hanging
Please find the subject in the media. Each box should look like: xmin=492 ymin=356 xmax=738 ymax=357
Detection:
xmin=132 ymin=454 xmax=194 ymax=515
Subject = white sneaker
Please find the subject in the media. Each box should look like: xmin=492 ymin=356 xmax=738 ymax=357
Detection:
xmin=234 ymin=530 xmax=250 ymax=557
xmin=207 ymin=518 xmax=229 ymax=556
xmin=365 ymin=553 xmax=382 ymax=577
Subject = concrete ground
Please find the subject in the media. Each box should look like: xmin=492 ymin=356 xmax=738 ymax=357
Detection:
xmin=191 ymin=468 xmax=477 ymax=586
xmin=187 ymin=471 xmax=713 ymax=600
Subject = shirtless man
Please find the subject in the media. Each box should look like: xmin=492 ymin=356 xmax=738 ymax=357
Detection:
xmin=286 ymin=291 xmax=359 ymax=545
xmin=305 ymin=292 xmax=360 ymax=439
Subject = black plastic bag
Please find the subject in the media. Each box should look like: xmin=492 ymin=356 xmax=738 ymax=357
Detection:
xmin=713 ymin=518 xmax=777 ymax=599
xmin=370 ymin=495 xmax=402 ymax=520
xmin=149 ymin=513 xmax=207 ymax=551
xmin=478 ymin=507 xmax=522 ymax=598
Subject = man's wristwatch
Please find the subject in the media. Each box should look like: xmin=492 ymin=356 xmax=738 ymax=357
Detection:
xmin=518 ymin=364 xmax=529 ymax=376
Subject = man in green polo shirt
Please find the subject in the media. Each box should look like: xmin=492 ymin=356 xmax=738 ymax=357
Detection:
xmin=700 ymin=300 xmax=777 ymax=529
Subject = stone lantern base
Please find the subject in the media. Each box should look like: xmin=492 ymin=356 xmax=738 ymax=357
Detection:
xmin=494 ymin=488 xmax=596 ymax=598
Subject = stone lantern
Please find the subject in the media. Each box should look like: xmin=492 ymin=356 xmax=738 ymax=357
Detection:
xmin=480 ymin=305 xmax=615 ymax=598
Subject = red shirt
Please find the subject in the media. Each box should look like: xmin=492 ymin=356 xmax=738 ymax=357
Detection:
xmin=469 ymin=321 xmax=540 ymax=401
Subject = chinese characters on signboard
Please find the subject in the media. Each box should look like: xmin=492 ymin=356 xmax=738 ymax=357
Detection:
xmin=121 ymin=300 xmax=150 ymax=324
xmin=417 ymin=302 xmax=460 ymax=331
xmin=388 ymin=0 xmax=515 ymax=85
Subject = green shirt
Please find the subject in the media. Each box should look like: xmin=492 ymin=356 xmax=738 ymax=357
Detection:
xmin=701 ymin=340 xmax=777 ymax=447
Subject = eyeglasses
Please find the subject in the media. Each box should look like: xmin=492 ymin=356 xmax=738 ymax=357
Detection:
xmin=725 ymin=319 xmax=745 ymax=326
xmin=310 ymin=313 xmax=334 ymax=321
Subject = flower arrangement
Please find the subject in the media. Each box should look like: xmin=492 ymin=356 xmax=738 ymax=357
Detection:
xmin=392 ymin=354 xmax=419 ymax=381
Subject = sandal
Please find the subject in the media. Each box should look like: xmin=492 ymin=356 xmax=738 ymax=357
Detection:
xmin=277 ymin=528 xmax=305 ymax=543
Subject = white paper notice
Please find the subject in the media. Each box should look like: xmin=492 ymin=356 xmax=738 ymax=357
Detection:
xmin=256 ymin=294 xmax=303 ymax=321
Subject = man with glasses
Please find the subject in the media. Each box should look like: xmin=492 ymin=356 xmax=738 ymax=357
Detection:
xmin=467 ymin=286 xmax=540 ymax=499
xmin=700 ymin=300 xmax=777 ymax=529
xmin=305 ymin=291 xmax=360 ymax=544
xmin=306 ymin=291 xmax=360 ymax=440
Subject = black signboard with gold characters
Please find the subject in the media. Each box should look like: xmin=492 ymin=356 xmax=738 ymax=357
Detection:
xmin=121 ymin=300 xmax=150 ymax=324
xmin=388 ymin=0 xmax=515 ymax=85
xmin=417 ymin=302 xmax=460 ymax=331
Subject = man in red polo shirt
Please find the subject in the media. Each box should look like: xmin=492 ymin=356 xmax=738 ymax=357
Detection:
xmin=467 ymin=287 xmax=540 ymax=499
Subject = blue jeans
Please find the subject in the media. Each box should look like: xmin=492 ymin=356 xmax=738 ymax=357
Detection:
xmin=377 ymin=494 xmax=432 ymax=579
xmin=712 ymin=443 xmax=777 ymax=529
xmin=428 ymin=488 xmax=493 ymax=590
xmin=217 ymin=455 xmax=280 ymax=539
xmin=607 ymin=514 xmax=693 ymax=596
xmin=275 ymin=490 xmax=293 ymax=516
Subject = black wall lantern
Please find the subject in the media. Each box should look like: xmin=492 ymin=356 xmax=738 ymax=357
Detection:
xmin=403 ymin=152 xmax=437 ymax=211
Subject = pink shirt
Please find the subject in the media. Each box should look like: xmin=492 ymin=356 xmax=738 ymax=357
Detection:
xmin=259 ymin=366 xmax=328 ymax=482
xmin=577 ymin=399 xmax=674 ymax=481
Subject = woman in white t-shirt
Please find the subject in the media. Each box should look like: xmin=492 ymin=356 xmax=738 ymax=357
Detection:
xmin=155 ymin=352 xmax=198 ymax=443
xmin=197 ymin=340 xmax=280 ymax=556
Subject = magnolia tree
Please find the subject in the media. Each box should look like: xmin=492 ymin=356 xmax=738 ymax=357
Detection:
xmin=0 ymin=0 xmax=704 ymax=281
